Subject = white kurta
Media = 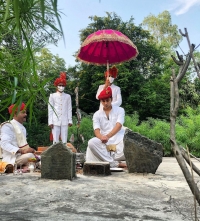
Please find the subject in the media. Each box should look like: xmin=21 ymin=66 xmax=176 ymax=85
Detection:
xmin=86 ymin=105 xmax=125 ymax=168
xmin=0 ymin=119 xmax=34 ymax=165
xmin=48 ymin=92 xmax=72 ymax=143
xmin=96 ymin=84 xmax=122 ymax=110
xmin=48 ymin=92 xmax=72 ymax=126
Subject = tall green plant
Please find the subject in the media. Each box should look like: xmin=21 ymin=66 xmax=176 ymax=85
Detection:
xmin=0 ymin=0 xmax=62 ymax=121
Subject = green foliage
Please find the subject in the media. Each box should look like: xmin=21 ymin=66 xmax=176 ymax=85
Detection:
xmin=124 ymin=106 xmax=200 ymax=157
xmin=0 ymin=0 xmax=62 ymax=121
xmin=125 ymin=114 xmax=171 ymax=156
xmin=26 ymin=123 xmax=52 ymax=149
xmin=68 ymin=116 xmax=94 ymax=152
xmin=142 ymin=10 xmax=182 ymax=50
xmin=176 ymin=106 xmax=200 ymax=156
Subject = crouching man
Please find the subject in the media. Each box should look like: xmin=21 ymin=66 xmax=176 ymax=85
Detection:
xmin=86 ymin=87 xmax=126 ymax=168
xmin=0 ymin=102 xmax=36 ymax=172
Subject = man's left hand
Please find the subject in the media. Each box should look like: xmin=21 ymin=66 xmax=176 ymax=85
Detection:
xmin=101 ymin=135 xmax=109 ymax=143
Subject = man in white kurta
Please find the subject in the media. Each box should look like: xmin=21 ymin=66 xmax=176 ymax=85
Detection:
xmin=96 ymin=66 xmax=122 ymax=110
xmin=86 ymin=87 xmax=126 ymax=168
xmin=0 ymin=103 xmax=36 ymax=166
xmin=48 ymin=72 xmax=72 ymax=144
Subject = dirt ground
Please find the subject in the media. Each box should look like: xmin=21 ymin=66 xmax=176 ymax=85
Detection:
xmin=0 ymin=157 xmax=200 ymax=221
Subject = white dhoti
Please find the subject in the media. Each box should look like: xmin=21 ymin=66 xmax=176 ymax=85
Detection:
xmin=86 ymin=137 xmax=125 ymax=168
xmin=15 ymin=153 xmax=35 ymax=166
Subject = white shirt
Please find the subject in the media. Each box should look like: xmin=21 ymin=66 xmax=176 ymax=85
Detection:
xmin=0 ymin=119 xmax=26 ymax=164
xmin=96 ymin=84 xmax=122 ymax=110
xmin=48 ymin=92 xmax=72 ymax=126
xmin=93 ymin=105 xmax=125 ymax=145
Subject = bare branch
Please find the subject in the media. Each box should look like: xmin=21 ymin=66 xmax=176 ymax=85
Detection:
xmin=170 ymin=29 xmax=200 ymax=203
xmin=184 ymin=28 xmax=200 ymax=78
xmin=179 ymin=28 xmax=186 ymax=37
xmin=176 ymin=51 xmax=184 ymax=62
xmin=171 ymin=55 xmax=183 ymax=65
xmin=180 ymin=146 xmax=200 ymax=176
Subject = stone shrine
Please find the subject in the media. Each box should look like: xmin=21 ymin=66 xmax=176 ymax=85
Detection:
xmin=41 ymin=142 xmax=76 ymax=180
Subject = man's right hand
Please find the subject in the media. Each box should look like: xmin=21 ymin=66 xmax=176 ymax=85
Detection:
xmin=49 ymin=124 xmax=54 ymax=129
xmin=21 ymin=147 xmax=35 ymax=154
xmin=100 ymin=135 xmax=109 ymax=144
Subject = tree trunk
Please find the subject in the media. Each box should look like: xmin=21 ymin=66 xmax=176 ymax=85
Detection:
xmin=170 ymin=28 xmax=200 ymax=205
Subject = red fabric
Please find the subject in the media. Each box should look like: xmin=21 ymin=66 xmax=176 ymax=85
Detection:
xmin=98 ymin=87 xmax=112 ymax=100
xmin=50 ymin=131 xmax=53 ymax=141
xmin=8 ymin=102 xmax=26 ymax=115
xmin=49 ymin=130 xmax=61 ymax=141
xmin=54 ymin=72 xmax=67 ymax=86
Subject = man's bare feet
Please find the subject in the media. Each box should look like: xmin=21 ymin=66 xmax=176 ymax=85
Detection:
xmin=118 ymin=162 xmax=127 ymax=168
xmin=5 ymin=164 xmax=14 ymax=173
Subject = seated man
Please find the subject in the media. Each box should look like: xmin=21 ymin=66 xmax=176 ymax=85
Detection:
xmin=86 ymin=87 xmax=126 ymax=168
xmin=0 ymin=102 xmax=36 ymax=172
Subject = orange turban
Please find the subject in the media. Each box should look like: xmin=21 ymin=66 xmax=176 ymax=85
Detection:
xmin=54 ymin=72 xmax=67 ymax=86
xmin=104 ymin=66 xmax=118 ymax=78
xmin=98 ymin=87 xmax=112 ymax=100
xmin=8 ymin=102 xmax=26 ymax=115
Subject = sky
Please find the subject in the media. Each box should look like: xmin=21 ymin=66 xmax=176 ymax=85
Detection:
xmin=47 ymin=0 xmax=200 ymax=68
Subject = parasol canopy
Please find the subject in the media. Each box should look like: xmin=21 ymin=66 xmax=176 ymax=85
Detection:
xmin=76 ymin=29 xmax=139 ymax=67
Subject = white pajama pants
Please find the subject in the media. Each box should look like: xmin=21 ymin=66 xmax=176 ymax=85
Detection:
xmin=86 ymin=137 xmax=125 ymax=168
xmin=52 ymin=125 xmax=68 ymax=144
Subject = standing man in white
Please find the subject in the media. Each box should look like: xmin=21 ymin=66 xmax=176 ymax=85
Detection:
xmin=96 ymin=66 xmax=122 ymax=110
xmin=48 ymin=72 xmax=72 ymax=144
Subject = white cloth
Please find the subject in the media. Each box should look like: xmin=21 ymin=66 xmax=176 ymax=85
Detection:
xmin=96 ymin=84 xmax=122 ymax=110
xmin=0 ymin=119 xmax=34 ymax=165
xmin=86 ymin=105 xmax=125 ymax=167
xmin=52 ymin=125 xmax=68 ymax=144
xmin=48 ymin=92 xmax=72 ymax=126
xmin=9 ymin=120 xmax=29 ymax=148
xmin=48 ymin=92 xmax=72 ymax=143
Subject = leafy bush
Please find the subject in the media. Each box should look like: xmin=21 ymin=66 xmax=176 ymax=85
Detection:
xmin=26 ymin=123 xmax=52 ymax=150
xmin=68 ymin=116 xmax=93 ymax=152
xmin=125 ymin=114 xmax=171 ymax=156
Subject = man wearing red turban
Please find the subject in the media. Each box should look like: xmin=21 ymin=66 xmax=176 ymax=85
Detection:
xmin=0 ymin=102 xmax=36 ymax=171
xmin=86 ymin=87 xmax=126 ymax=168
xmin=96 ymin=66 xmax=122 ymax=110
xmin=48 ymin=72 xmax=72 ymax=144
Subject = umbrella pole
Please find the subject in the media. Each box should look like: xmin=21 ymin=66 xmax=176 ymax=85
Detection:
xmin=107 ymin=60 xmax=109 ymax=77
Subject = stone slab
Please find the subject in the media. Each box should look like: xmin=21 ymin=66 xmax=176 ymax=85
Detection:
xmin=83 ymin=162 xmax=111 ymax=176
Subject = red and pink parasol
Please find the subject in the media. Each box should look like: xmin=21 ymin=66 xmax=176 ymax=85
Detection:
xmin=76 ymin=29 xmax=139 ymax=70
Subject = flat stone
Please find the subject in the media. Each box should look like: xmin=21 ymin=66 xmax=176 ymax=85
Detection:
xmin=83 ymin=162 xmax=111 ymax=176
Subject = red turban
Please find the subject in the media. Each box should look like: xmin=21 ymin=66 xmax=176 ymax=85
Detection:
xmin=104 ymin=66 xmax=118 ymax=78
xmin=98 ymin=87 xmax=112 ymax=100
xmin=54 ymin=72 xmax=67 ymax=86
xmin=8 ymin=103 xmax=26 ymax=115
